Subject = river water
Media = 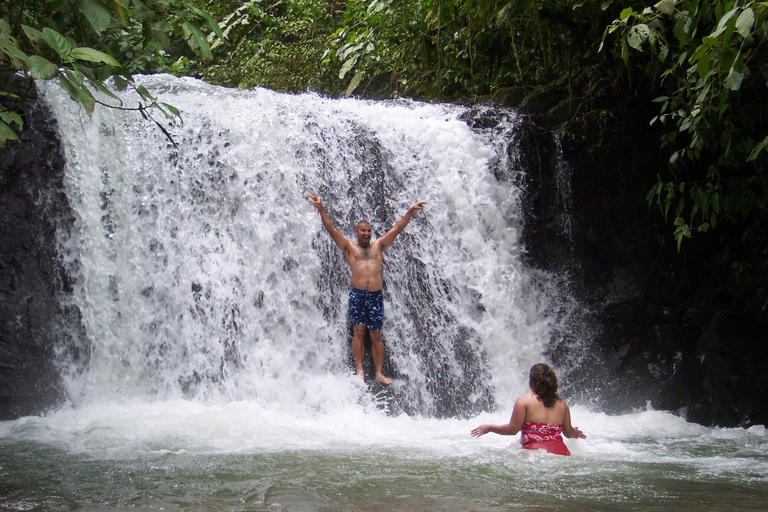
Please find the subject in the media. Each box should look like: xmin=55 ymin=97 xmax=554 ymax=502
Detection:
xmin=1 ymin=76 xmax=766 ymax=511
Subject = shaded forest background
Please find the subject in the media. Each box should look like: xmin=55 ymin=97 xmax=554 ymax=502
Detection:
xmin=2 ymin=0 xmax=767 ymax=424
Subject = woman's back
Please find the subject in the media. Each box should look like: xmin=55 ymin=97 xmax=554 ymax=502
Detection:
xmin=519 ymin=393 xmax=568 ymax=425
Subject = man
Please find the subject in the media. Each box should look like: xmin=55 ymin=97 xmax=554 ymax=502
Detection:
xmin=309 ymin=192 xmax=427 ymax=385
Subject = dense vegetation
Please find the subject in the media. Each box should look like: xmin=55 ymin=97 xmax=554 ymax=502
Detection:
xmin=0 ymin=0 xmax=222 ymax=144
xmin=2 ymin=0 xmax=767 ymax=318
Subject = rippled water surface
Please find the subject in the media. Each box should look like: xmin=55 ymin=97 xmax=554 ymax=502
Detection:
xmin=2 ymin=403 xmax=767 ymax=511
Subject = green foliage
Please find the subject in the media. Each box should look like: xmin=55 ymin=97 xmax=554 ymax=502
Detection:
xmin=321 ymin=0 xmax=608 ymax=98
xmin=603 ymin=0 xmax=768 ymax=315
xmin=0 ymin=0 xmax=223 ymax=147
xmin=188 ymin=1 xmax=338 ymax=93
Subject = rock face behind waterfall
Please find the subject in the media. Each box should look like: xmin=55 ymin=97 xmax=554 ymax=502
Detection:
xmin=0 ymin=77 xmax=72 ymax=419
xmin=518 ymin=98 xmax=768 ymax=428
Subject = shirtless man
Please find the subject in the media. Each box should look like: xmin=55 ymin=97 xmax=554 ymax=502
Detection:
xmin=309 ymin=193 xmax=427 ymax=385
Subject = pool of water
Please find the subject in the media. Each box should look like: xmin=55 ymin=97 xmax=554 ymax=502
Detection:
xmin=2 ymin=400 xmax=766 ymax=511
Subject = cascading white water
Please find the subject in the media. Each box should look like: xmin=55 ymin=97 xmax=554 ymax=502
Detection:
xmin=40 ymin=75 xmax=560 ymax=417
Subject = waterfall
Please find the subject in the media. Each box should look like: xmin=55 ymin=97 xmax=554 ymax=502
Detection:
xmin=39 ymin=75 xmax=563 ymax=418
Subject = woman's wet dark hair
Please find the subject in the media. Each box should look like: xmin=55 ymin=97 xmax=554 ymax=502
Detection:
xmin=529 ymin=363 xmax=560 ymax=408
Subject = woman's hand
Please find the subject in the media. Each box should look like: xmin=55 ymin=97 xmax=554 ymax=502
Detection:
xmin=571 ymin=426 xmax=587 ymax=439
xmin=470 ymin=425 xmax=490 ymax=437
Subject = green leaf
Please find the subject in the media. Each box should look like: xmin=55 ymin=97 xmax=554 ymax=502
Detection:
xmin=735 ymin=8 xmax=755 ymax=39
xmin=42 ymin=28 xmax=73 ymax=58
xmin=190 ymin=7 xmax=225 ymax=41
xmin=0 ymin=111 xmax=23 ymax=130
xmin=0 ymin=119 xmax=21 ymax=147
xmin=161 ymin=102 xmax=181 ymax=118
xmin=627 ymin=24 xmax=650 ymax=51
xmin=88 ymin=78 xmax=122 ymax=103
xmin=367 ymin=0 xmax=392 ymax=16
xmin=21 ymin=25 xmax=44 ymax=45
xmin=81 ymin=0 xmax=112 ymax=33
xmin=344 ymin=70 xmax=364 ymax=96
xmin=654 ymin=0 xmax=675 ymax=16
xmin=135 ymin=85 xmax=155 ymax=102
xmin=711 ymin=7 xmax=738 ymax=39
xmin=339 ymin=53 xmax=360 ymax=79
xmin=113 ymin=74 xmax=129 ymax=91
xmin=747 ymin=135 xmax=768 ymax=161
xmin=59 ymin=72 xmax=95 ymax=117
xmin=151 ymin=102 xmax=179 ymax=123
xmin=111 ymin=0 xmax=129 ymax=26
xmin=27 ymin=56 xmax=59 ymax=79
xmin=70 ymin=47 xmax=120 ymax=66
xmin=182 ymin=21 xmax=212 ymax=60
xmin=696 ymin=51 xmax=710 ymax=80
xmin=724 ymin=68 xmax=744 ymax=91
xmin=0 ymin=38 xmax=29 ymax=68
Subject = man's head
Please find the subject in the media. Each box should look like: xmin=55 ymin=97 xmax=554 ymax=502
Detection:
xmin=354 ymin=221 xmax=372 ymax=247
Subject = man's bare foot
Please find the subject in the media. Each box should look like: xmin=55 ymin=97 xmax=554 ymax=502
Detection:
xmin=356 ymin=368 xmax=365 ymax=380
xmin=375 ymin=374 xmax=392 ymax=385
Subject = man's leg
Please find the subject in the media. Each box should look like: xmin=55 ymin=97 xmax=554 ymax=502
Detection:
xmin=369 ymin=330 xmax=392 ymax=385
xmin=352 ymin=324 xmax=366 ymax=379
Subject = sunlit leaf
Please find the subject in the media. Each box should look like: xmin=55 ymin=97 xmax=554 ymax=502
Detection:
xmin=70 ymin=47 xmax=120 ymax=66
xmin=344 ymin=70 xmax=364 ymax=96
xmin=339 ymin=53 xmax=360 ymax=79
xmin=724 ymin=68 xmax=744 ymax=91
xmin=711 ymin=7 xmax=738 ymax=39
xmin=735 ymin=8 xmax=755 ymax=38
xmin=627 ymin=24 xmax=650 ymax=51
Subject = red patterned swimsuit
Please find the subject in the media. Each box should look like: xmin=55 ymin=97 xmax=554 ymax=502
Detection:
xmin=520 ymin=422 xmax=570 ymax=455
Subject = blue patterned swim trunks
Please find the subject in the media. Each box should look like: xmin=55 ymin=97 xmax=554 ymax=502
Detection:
xmin=348 ymin=287 xmax=384 ymax=331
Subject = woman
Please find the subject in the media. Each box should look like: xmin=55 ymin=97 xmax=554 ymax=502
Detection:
xmin=470 ymin=363 xmax=586 ymax=455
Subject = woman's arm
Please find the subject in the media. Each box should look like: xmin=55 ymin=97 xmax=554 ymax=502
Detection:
xmin=471 ymin=395 xmax=527 ymax=437
xmin=561 ymin=404 xmax=587 ymax=439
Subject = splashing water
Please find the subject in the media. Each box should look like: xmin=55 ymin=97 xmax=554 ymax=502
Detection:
xmin=40 ymin=75 xmax=553 ymax=417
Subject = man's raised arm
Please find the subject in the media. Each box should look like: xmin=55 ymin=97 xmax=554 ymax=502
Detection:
xmin=309 ymin=193 xmax=351 ymax=250
xmin=377 ymin=201 xmax=428 ymax=250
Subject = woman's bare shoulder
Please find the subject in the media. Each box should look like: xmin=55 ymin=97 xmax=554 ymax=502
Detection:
xmin=516 ymin=393 xmax=537 ymax=404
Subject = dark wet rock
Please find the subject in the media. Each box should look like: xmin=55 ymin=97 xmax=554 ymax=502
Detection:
xmin=0 ymin=75 xmax=71 ymax=419
xmin=521 ymin=96 xmax=768 ymax=428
